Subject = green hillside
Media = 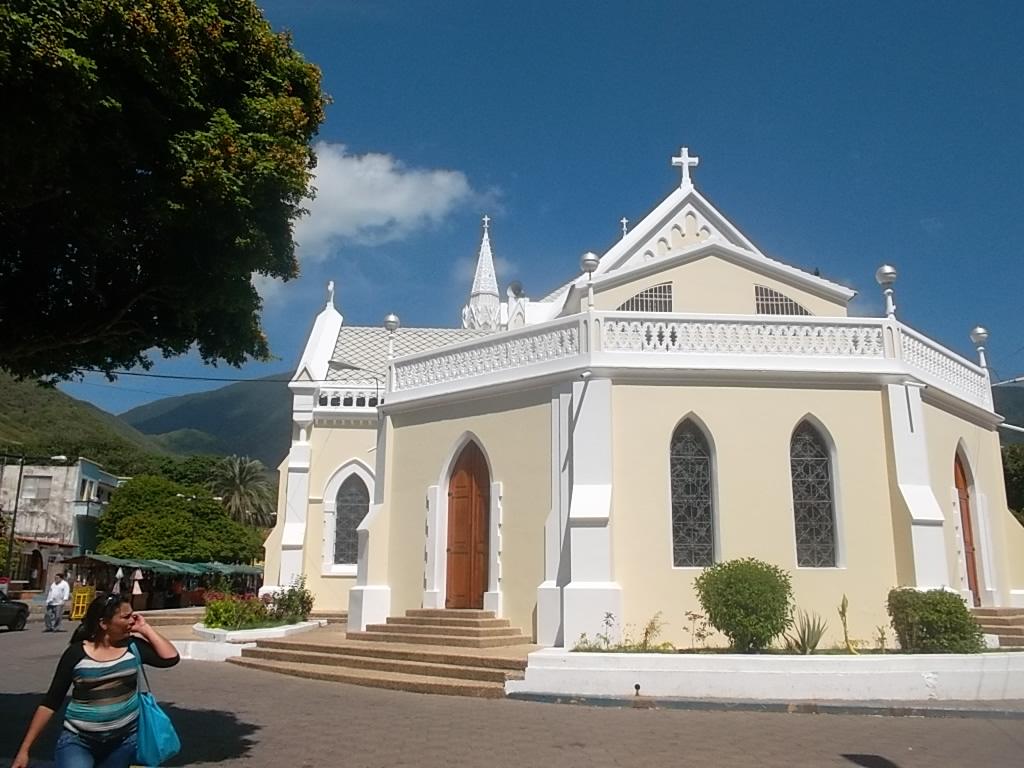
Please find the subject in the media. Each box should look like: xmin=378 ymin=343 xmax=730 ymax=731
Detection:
xmin=120 ymin=375 xmax=292 ymax=469
xmin=994 ymin=385 xmax=1024 ymax=445
xmin=0 ymin=373 xmax=167 ymax=472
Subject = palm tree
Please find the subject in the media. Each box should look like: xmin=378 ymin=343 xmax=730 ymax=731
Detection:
xmin=210 ymin=456 xmax=276 ymax=528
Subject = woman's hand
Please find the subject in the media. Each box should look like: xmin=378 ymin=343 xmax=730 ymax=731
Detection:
xmin=12 ymin=748 xmax=30 ymax=768
xmin=130 ymin=612 xmax=151 ymax=635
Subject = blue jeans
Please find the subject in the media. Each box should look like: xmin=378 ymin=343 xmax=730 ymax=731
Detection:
xmin=55 ymin=728 xmax=137 ymax=768
xmin=45 ymin=604 xmax=63 ymax=631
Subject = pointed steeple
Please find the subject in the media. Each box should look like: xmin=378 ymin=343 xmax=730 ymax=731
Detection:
xmin=462 ymin=215 xmax=501 ymax=330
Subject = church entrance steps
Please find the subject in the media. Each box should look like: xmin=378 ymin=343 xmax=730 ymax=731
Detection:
xmin=227 ymin=656 xmax=508 ymax=698
xmin=136 ymin=608 xmax=206 ymax=627
xmin=237 ymin=647 xmax=519 ymax=683
xmin=346 ymin=608 xmax=531 ymax=648
xmin=310 ymin=611 xmax=348 ymax=624
xmin=971 ymin=608 xmax=1024 ymax=647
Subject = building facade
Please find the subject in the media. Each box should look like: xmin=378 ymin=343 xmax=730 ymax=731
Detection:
xmin=264 ymin=149 xmax=1024 ymax=648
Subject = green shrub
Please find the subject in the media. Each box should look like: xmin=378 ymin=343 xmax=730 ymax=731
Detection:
xmin=694 ymin=558 xmax=793 ymax=652
xmin=886 ymin=588 xmax=984 ymax=653
xmin=204 ymin=595 xmax=270 ymax=630
xmin=270 ymin=576 xmax=314 ymax=623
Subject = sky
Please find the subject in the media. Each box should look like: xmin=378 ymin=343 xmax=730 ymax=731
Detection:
xmin=61 ymin=0 xmax=1024 ymax=414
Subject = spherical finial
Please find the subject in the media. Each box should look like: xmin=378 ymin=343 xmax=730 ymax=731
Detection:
xmin=580 ymin=251 xmax=600 ymax=275
xmin=875 ymin=264 xmax=898 ymax=287
xmin=970 ymin=326 xmax=989 ymax=346
xmin=383 ymin=313 xmax=400 ymax=333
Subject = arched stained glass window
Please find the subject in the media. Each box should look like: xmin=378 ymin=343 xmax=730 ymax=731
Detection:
xmin=790 ymin=423 xmax=836 ymax=567
xmin=670 ymin=421 xmax=714 ymax=567
xmin=754 ymin=285 xmax=811 ymax=315
xmin=618 ymin=282 xmax=673 ymax=312
xmin=334 ymin=475 xmax=369 ymax=565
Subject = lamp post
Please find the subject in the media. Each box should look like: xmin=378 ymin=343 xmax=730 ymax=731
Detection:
xmin=875 ymin=264 xmax=898 ymax=319
xmin=3 ymin=454 xmax=67 ymax=580
xmin=580 ymin=252 xmax=600 ymax=309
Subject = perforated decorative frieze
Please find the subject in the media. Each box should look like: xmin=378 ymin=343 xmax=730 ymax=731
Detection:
xmin=394 ymin=322 xmax=581 ymax=391
xmin=899 ymin=329 xmax=991 ymax=409
xmin=600 ymin=318 xmax=886 ymax=357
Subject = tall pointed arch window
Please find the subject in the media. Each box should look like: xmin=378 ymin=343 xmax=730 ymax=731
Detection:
xmin=334 ymin=475 xmax=370 ymax=565
xmin=618 ymin=282 xmax=673 ymax=312
xmin=670 ymin=420 xmax=714 ymax=567
xmin=790 ymin=422 xmax=836 ymax=567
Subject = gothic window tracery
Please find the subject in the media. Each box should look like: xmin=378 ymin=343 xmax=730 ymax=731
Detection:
xmin=334 ymin=475 xmax=369 ymax=565
xmin=755 ymin=285 xmax=811 ymax=316
xmin=670 ymin=420 xmax=714 ymax=567
xmin=618 ymin=282 xmax=673 ymax=312
xmin=790 ymin=422 xmax=836 ymax=567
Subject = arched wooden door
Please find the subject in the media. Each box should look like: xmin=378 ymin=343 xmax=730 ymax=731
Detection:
xmin=954 ymin=455 xmax=981 ymax=607
xmin=446 ymin=442 xmax=489 ymax=609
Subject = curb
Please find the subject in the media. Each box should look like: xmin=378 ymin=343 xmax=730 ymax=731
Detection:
xmin=504 ymin=692 xmax=1024 ymax=720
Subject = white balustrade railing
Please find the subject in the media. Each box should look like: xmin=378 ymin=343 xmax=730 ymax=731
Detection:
xmin=386 ymin=311 xmax=992 ymax=413
xmin=897 ymin=325 xmax=992 ymax=410
xmin=599 ymin=314 xmax=886 ymax=357
xmin=316 ymin=387 xmax=382 ymax=410
xmin=392 ymin=316 xmax=582 ymax=392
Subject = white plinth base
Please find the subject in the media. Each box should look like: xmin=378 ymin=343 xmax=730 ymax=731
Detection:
xmin=536 ymin=582 xmax=563 ymax=647
xmin=562 ymin=582 xmax=622 ymax=648
xmin=506 ymin=648 xmax=1024 ymax=701
xmin=171 ymin=640 xmax=255 ymax=661
xmin=348 ymin=585 xmax=391 ymax=631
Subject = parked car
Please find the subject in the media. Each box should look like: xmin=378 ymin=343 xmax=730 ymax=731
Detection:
xmin=0 ymin=591 xmax=30 ymax=631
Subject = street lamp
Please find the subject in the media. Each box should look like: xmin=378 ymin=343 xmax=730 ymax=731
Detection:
xmin=4 ymin=454 xmax=68 ymax=581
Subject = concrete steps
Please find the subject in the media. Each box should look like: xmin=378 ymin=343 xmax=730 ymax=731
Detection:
xmin=228 ymin=609 xmax=534 ymax=697
xmin=972 ymin=608 xmax=1024 ymax=647
xmin=310 ymin=611 xmax=348 ymax=625
xmin=228 ymin=656 xmax=507 ymax=698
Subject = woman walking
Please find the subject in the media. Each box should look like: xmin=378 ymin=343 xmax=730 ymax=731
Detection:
xmin=12 ymin=593 xmax=180 ymax=768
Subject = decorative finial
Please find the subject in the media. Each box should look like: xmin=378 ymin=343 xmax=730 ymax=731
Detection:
xmin=482 ymin=214 xmax=491 ymax=232
xmin=875 ymin=264 xmax=897 ymax=318
xmin=671 ymin=146 xmax=700 ymax=188
xmin=580 ymin=251 xmax=600 ymax=310
xmin=327 ymin=280 xmax=335 ymax=308
xmin=970 ymin=326 xmax=990 ymax=369
xmin=620 ymin=217 xmax=629 ymax=238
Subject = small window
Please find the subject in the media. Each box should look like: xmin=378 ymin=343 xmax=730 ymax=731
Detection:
xmin=670 ymin=421 xmax=715 ymax=567
xmin=755 ymin=285 xmax=811 ymax=316
xmin=22 ymin=476 xmax=52 ymax=501
xmin=618 ymin=282 xmax=673 ymax=312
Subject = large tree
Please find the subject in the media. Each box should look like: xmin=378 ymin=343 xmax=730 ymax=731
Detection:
xmin=97 ymin=474 xmax=263 ymax=562
xmin=209 ymin=455 xmax=276 ymax=527
xmin=0 ymin=0 xmax=326 ymax=379
xmin=1004 ymin=444 xmax=1024 ymax=528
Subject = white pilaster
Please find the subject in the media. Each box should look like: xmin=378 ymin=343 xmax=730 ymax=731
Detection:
xmin=537 ymin=384 xmax=572 ymax=646
xmin=562 ymin=376 xmax=622 ymax=647
xmin=886 ymin=382 xmax=950 ymax=589
xmin=349 ymin=412 xmax=393 ymax=630
xmin=483 ymin=481 xmax=503 ymax=615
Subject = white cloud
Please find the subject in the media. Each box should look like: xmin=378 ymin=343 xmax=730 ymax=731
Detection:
xmin=295 ymin=142 xmax=474 ymax=261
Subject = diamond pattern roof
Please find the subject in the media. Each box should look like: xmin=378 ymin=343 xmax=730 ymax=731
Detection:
xmin=326 ymin=326 xmax=491 ymax=383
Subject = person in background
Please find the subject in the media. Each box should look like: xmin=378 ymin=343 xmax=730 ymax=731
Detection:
xmin=44 ymin=573 xmax=70 ymax=632
xmin=12 ymin=593 xmax=180 ymax=768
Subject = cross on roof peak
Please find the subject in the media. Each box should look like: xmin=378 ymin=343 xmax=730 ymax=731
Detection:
xmin=671 ymin=146 xmax=700 ymax=188
xmin=482 ymin=214 xmax=491 ymax=231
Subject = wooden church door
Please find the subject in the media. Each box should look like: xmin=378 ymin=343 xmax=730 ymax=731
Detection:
xmin=446 ymin=442 xmax=489 ymax=609
xmin=954 ymin=455 xmax=981 ymax=607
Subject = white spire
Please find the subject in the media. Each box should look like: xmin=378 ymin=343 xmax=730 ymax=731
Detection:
xmin=462 ymin=215 xmax=501 ymax=330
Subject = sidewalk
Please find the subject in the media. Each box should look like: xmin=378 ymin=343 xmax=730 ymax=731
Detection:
xmin=507 ymin=691 xmax=1024 ymax=719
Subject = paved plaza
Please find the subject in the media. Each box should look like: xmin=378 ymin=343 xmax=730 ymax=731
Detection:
xmin=3 ymin=627 xmax=1024 ymax=767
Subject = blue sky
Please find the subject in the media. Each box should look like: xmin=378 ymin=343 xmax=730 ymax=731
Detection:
xmin=62 ymin=0 xmax=1024 ymax=414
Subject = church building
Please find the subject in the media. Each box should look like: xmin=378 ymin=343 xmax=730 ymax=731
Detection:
xmin=263 ymin=148 xmax=1024 ymax=648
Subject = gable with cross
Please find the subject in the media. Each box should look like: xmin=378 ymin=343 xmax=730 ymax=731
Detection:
xmin=671 ymin=146 xmax=700 ymax=188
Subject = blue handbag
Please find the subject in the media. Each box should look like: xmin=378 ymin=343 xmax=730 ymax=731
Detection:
xmin=132 ymin=641 xmax=181 ymax=767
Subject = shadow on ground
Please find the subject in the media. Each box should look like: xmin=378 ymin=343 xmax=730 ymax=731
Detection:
xmin=0 ymin=694 xmax=260 ymax=765
xmin=842 ymin=755 xmax=903 ymax=768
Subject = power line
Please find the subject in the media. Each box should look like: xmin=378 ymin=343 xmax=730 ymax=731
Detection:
xmin=76 ymin=367 xmax=294 ymax=383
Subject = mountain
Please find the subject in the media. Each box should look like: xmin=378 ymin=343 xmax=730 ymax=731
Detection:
xmin=0 ymin=373 xmax=166 ymax=471
xmin=994 ymin=385 xmax=1024 ymax=445
xmin=120 ymin=375 xmax=292 ymax=469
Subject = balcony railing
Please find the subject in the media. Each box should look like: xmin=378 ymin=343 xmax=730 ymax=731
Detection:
xmin=72 ymin=500 xmax=106 ymax=518
xmin=314 ymin=386 xmax=382 ymax=413
xmin=385 ymin=311 xmax=993 ymax=412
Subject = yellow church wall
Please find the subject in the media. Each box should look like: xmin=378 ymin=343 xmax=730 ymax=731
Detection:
xmin=594 ymin=253 xmax=848 ymax=317
xmin=920 ymin=401 xmax=1024 ymax=602
xmin=880 ymin=395 xmax=918 ymax=590
xmin=300 ymin=421 xmax=377 ymax=611
xmin=383 ymin=389 xmax=551 ymax=638
xmin=610 ymin=383 xmax=896 ymax=649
